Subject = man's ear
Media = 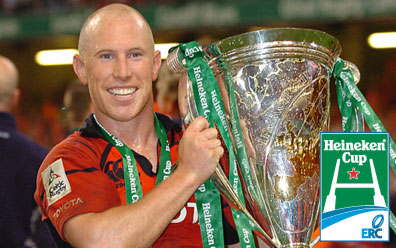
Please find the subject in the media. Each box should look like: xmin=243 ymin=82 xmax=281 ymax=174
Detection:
xmin=73 ymin=54 xmax=88 ymax=85
xmin=152 ymin=50 xmax=162 ymax=81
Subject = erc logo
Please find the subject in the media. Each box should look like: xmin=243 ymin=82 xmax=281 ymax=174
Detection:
xmin=362 ymin=214 xmax=384 ymax=239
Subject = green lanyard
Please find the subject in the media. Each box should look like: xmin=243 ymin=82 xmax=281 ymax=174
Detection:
xmin=93 ymin=113 xmax=172 ymax=203
xmin=176 ymin=41 xmax=257 ymax=248
xmin=334 ymin=58 xmax=396 ymax=234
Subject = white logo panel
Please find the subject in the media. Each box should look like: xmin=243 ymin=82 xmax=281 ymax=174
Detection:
xmin=42 ymin=158 xmax=71 ymax=206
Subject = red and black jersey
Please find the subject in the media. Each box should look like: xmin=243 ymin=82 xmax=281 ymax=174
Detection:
xmin=34 ymin=113 xmax=237 ymax=247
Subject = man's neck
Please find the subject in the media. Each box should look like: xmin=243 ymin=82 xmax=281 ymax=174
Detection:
xmin=94 ymin=108 xmax=159 ymax=171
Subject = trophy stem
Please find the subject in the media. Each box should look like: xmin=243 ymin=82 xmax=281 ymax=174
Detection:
xmin=212 ymin=166 xmax=279 ymax=247
xmin=282 ymin=245 xmax=309 ymax=248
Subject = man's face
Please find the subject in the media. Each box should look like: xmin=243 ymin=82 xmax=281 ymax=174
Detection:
xmin=78 ymin=14 xmax=161 ymax=123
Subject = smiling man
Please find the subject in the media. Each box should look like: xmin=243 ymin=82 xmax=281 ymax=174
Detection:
xmin=34 ymin=3 xmax=240 ymax=248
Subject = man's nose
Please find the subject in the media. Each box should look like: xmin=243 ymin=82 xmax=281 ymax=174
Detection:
xmin=113 ymin=57 xmax=131 ymax=80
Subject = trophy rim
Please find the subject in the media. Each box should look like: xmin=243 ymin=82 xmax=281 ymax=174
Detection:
xmin=206 ymin=27 xmax=341 ymax=56
xmin=204 ymin=27 xmax=342 ymax=70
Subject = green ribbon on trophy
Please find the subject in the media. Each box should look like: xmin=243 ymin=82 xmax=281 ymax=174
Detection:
xmin=223 ymin=70 xmax=262 ymax=208
xmin=333 ymin=58 xmax=396 ymax=234
xmin=175 ymin=41 xmax=257 ymax=248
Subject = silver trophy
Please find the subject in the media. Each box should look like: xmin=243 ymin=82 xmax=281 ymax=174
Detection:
xmin=167 ymin=28 xmax=361 ymax=248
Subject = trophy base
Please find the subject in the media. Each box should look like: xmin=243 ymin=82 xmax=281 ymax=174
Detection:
xmin=280 ymin=243 xmax=309 ymax=248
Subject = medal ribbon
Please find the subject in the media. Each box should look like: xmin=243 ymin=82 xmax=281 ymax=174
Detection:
xmin=93 ymin=114 xmax=172 ymax=203
xmin=334 ymin=58 xmax=396 ymax=233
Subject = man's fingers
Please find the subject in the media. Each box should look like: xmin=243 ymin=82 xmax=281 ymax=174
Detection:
xmin=186 ymin=116 xmax=209 ymax=133
xmin=203 ymin=138 xmax=222 ymax=148
xmin=213 ymin=145 xmax=224 ymax=161
xmin=200 ymin=127 xmax=218 ymax=140
xmin=183 ymin=115 xmax=223 ymax=160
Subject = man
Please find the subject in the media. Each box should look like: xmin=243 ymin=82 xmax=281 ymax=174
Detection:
xmin=155 ymin=63 xmax=181 ymax=125
xmin=34 ymin=3 xmax=236 ymax=247
xmin=62 ymin=80 xmax=93 ymax=135
xmin=0 ymin=56 xmax=53 ymax=247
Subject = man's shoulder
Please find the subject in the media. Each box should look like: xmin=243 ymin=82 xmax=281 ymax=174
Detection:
xmin=47 ymin=131 xmax=106 ymax=162
xmin=35 ymin=132 xmax=108 ymax=193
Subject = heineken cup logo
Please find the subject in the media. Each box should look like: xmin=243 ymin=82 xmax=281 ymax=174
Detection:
xmin=324 ymin=139 xmax=386 ymax=165
xmin=320 ymin=132 xmax=390 ymax=242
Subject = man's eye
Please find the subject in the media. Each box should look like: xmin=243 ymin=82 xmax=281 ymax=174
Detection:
xmin=129 ymin=52 xmax=141 ymax=58
xmin=101 ymin=54 xmax=113 ymax=59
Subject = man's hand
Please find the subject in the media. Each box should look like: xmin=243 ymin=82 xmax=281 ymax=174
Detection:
xmin=178 ymin=116 xmax=224 ymax=186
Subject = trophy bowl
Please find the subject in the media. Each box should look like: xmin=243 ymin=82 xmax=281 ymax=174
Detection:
xmin=169 ymin=28 xmax=357 ymax=248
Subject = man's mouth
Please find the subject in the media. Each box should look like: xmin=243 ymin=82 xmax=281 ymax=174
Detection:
xmin=108 ymin=87 xmax=136 ymax=96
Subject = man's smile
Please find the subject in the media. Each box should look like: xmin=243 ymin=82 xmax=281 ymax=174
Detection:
xmin=108 ymin=87 xmax=137 ymax=96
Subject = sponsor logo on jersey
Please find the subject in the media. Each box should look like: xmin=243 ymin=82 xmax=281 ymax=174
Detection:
xmin=42 ymin=158 xmax=71 ymax=206
xmin=53 ymin=198 xmax=83 ymax=220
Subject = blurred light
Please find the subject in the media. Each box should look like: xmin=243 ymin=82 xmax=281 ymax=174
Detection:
xmin=155 ymin=43 xmax=179 ymax=59
xmin=248 ymin=26 xmax=269 ymax=32
xmin=367 ymin=32 xmax=396 ymax=49
xmin=35 ymin=49 xmax=78 ymax=66
xmin=35 ymin=44 xmax=178 ymax=66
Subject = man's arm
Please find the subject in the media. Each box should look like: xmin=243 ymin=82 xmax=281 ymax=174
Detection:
xmin=63 ymin=116 xmax=223 ymax=248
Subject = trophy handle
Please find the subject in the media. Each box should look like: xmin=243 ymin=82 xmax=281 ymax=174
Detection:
xmin=340 ymin=59 xmax=365 ymax=132
xmin=342 ymin=60 xmax=360 ymax=84
xmin=310 ymin=236 xmax=320 ymax=248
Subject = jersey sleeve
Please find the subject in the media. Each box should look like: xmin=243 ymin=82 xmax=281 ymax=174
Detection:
xmin=34 ymin=138 xmax=121 ymax=241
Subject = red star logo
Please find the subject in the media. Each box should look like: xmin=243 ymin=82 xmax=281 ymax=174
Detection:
xmin=347 ymin=167 xmax=360 ymax=179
